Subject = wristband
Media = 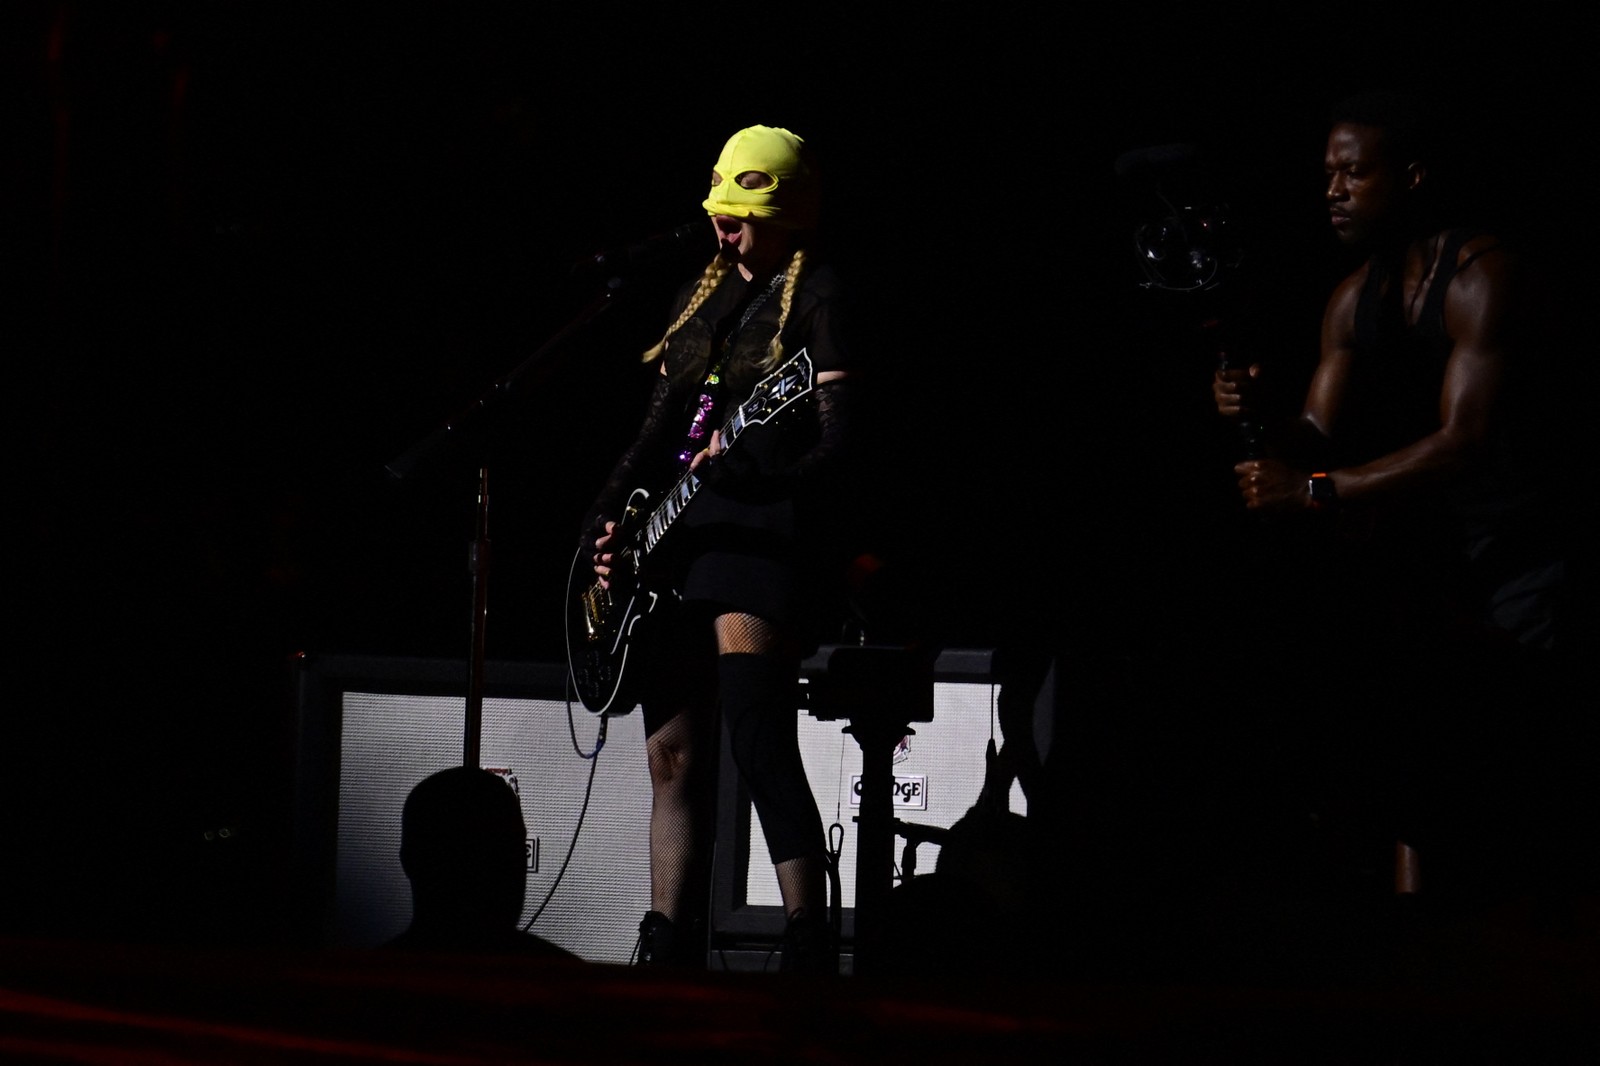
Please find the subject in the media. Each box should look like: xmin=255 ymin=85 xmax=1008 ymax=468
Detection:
xmin=1308 ymin=471 xmax=1338 ymax=511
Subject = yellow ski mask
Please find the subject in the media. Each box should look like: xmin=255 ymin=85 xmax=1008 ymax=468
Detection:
xmin=702 ymin=125 xmax=818 ymax=229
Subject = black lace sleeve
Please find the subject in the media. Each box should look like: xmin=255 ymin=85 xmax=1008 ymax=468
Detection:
xmin=696 ymin=375 xmax=859 ymax=504
xmin=578 ymin=371 xmax=683 ymax=551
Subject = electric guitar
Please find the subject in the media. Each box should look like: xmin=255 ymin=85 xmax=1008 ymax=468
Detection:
xmin=565 ymin=348 xmax=815 ymax=715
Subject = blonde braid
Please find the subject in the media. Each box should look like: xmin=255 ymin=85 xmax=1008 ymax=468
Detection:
xmin=641 ymin=255 xmax=732 ymax=363
xmin=756 ymin=248 xmax=806 ymax=372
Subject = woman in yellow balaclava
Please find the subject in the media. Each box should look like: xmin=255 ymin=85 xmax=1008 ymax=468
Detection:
xmin=577 ymin=123 xmax=861 ymax=975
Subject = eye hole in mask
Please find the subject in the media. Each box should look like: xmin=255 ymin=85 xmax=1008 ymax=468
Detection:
xmin=709 ymin=169 xmax=778 ymax=191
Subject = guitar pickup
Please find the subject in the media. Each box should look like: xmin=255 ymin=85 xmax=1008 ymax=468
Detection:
xmin=580 ymin=584 xmax=610 ymax=641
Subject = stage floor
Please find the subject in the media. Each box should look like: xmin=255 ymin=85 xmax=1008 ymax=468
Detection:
xmin=3 ymin=912 xmax=1597 ymax=1065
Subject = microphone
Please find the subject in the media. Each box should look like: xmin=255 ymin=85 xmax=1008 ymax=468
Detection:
xmin=1115 ymin=141 xmax=1239 ymax=293
xmin=575 ymin=220 xmax=717 ymax=278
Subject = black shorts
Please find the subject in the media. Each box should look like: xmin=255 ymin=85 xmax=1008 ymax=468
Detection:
xmin=635 ymin=597 xmax=720 ymax=738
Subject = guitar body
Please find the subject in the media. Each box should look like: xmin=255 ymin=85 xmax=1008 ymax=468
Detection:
xmin=564 ymin=349 xmax=815 ymax=715
xmin=565 ymin=488 xmax=659 ymax=716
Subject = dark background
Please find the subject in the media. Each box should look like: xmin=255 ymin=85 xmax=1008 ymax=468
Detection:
xmin=5 ymin=4 xmax=1594 ymax=949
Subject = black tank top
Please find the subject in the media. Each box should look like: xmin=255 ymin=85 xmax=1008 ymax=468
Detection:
xmin=1350 ymin=229 xmax=1550 ymax=550
xmin=1349 ymin=229 xmax=1497 ymax=463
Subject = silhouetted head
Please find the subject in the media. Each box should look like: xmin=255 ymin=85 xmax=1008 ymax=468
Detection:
xmin=399 ymin=767 xmax=527 ymax=935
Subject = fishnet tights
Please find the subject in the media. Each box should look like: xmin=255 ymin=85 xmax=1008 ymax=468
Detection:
xmin=645 ymin=710 xmax=711 ymax=921
xmin=713 ymin=611 xmax=785 ymax=655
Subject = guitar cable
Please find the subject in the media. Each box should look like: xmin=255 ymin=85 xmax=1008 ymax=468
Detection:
xmin=521 ymin=689 xmax=609 ymax=933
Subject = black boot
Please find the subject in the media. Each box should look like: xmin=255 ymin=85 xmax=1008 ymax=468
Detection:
xmin=637 ymin=911 xmax=679 ymax=965
xmin=778 ymin=908 xmax=837 ymax=976
xmin=637 ymin=910 xmax=705 ymax=967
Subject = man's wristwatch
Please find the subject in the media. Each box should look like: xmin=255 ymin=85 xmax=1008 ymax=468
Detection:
xmin=1307 ymin=471 xmax=1338 ymax=511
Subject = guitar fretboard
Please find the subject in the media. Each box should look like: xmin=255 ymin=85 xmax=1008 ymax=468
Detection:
xmin=637 ymin=349 xmax=812 ymax=559
xmin=642 ymin=472 xmax=701 ymax=555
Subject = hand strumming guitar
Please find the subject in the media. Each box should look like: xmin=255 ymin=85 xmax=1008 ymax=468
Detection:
xmin=592 ymin=520 xmax=618 ymax=590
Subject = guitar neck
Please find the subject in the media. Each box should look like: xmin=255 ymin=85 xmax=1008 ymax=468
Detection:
xmin=639 ymin=407 xmax=746 ymax=557
xmin=636 ymin=348 xmax=813 ymax=561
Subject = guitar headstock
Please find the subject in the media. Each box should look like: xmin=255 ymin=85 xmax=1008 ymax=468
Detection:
xmin=738 ymin=348 xmax=814 ymax=426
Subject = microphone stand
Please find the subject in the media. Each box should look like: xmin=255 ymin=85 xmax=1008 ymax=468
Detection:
xmin=384 ymin=277 xmax=627 ymax=769
xmin=1204 ymin=310 xmax=1266 ymax=462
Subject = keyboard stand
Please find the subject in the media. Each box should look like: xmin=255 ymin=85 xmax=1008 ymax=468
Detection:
xmin=800 ymin=643 xmax=934 ymax=978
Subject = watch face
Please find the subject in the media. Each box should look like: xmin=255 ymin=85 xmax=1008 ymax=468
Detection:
xmin=1309 ymin=474 xmax=1336 ymax=507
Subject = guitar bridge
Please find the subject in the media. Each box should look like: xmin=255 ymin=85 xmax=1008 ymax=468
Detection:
xmin=579 ymin=583 xmax=610 ymax=642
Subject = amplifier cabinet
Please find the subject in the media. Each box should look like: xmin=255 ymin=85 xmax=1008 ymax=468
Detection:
xmin=293 ymin=649 xmax=1016 ymax=968
xmin=294 ymin=654 xmax=650 ymax=963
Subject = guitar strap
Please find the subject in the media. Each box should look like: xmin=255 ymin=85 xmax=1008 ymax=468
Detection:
xmin=675 ymin=271 xmax=785 ymax=467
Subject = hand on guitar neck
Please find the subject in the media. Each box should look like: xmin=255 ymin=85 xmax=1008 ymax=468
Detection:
xmin=684 ymin=427 xmax=727 ymax=483
xmin=592 ymin=425 xmax=726 ymax=589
